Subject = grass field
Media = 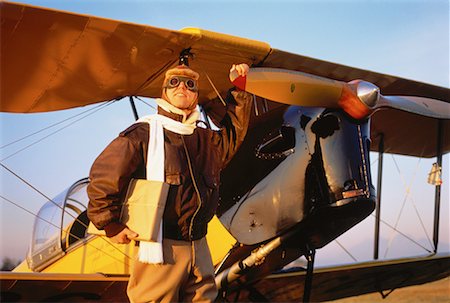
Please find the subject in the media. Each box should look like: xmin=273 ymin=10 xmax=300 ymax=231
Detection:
xmin=327 ymin=276 xmax=449 ymax=303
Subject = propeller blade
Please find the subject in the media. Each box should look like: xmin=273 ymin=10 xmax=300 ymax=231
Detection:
xmin=229 ymin=67 xmax=450 ymax=120
xmin=230 ymin=67 xmax=345 ymax=108
xmin=377 ymin=95 xmax=450 ymax=119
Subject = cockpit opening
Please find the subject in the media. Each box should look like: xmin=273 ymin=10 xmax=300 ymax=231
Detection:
xmin=255 ymin=126 xmax=296 ymax=160
xmin=27 ymin=178 xmax=90 ymax=272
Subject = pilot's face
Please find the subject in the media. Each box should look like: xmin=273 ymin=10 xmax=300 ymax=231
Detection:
xmin=165 ymin=76 xmax=198 ymax=111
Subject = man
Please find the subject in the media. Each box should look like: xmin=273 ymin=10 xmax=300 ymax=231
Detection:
xmin=87 ymin=63 xmax=252 ymax=302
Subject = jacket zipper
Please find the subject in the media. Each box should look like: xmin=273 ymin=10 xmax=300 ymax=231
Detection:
xmin=181 ymin=136 xmax=203 ymax=240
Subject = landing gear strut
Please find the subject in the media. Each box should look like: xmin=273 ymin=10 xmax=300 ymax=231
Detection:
xmin=303 ymin=245 xmax=316 ymax=303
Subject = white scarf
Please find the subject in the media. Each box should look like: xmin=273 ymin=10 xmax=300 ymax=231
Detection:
xmin=136 ymin=98 xmax=199 ymax=264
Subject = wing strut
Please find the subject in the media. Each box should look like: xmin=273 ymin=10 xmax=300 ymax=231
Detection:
xmin=129 ymin=96 xmax=139 ymax=121
xmin=432 ymin=120 xmax=444 ymax=253
xmin=302 ymin=245 xmax=316 ymax=303
xmin=373 ymin=134 xmax=384 ymax=259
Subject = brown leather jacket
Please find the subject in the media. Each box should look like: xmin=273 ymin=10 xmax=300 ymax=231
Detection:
xmin=87 ymin=90 xmax=252 ymax=241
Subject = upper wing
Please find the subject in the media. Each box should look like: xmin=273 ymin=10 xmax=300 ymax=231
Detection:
xmin=1 ymin=2 xmax=448 ymax=157
xmin=0 ymin=2 xmax=269 ymax=112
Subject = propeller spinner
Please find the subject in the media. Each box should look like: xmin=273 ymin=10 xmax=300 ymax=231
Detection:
xmin=230 ymin=68 xmax=450 ymax=120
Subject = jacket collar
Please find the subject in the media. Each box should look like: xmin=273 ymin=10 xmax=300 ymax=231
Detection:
xmin=157 ymin=106 xmax=184 ymax=122
xmin=156 ymin=98 xmax=196 ymax=123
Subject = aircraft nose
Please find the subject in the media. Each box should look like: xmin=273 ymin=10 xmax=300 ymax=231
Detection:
xmin=351 ymin=80 xmax=380 ymax=108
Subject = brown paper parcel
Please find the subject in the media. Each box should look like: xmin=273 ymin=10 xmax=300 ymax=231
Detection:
xmin=88 ymin=179 xmax=169 ymax=242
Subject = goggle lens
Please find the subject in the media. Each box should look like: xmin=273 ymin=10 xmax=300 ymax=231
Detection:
xmin=166 ymin=76 xmax=198 ymax=92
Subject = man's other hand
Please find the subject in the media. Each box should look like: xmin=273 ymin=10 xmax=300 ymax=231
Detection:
xmin=110 ymin=227 xmax=138 ymax=244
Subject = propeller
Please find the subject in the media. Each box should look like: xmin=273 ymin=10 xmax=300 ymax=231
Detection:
xmin=377 ymin=95 xmax=450 ymax=119
xmin=230 ymin=67 xmax=450 ymax=120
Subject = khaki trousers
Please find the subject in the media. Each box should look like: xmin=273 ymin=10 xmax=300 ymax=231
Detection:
xmin=127 ymin=237 xmax=217 ymax=303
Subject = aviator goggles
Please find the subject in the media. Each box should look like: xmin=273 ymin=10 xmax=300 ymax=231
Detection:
xmin=165 ymin=76 xmax=198 ymax=92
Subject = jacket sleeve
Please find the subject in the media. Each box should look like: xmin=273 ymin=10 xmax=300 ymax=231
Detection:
xmin=87 ymin=130 xmax=145 ymax=237
xmin=214 ymin=89 xmax=253 ymax=167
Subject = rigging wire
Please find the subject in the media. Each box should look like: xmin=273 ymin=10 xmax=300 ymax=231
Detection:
xmin=0 ymin=162 xmax=92 ymax=233
xmin=1 ymin=162 xmax=66 ymax=209
xmin=370 ymin=153 xmax=378 ymax=167
xmin=1 ymin=101 xmax=115 ymax=161
xmin=0 ymin=162 xmax=132 ymax=262
xmin=134 ymin=96 xmax=157 ymax=111
xmin=0 ymin=98 xmax=116 ymax=230
xmin=383 ymin=154 xmax=433 ymax=258
xmin=0 ymin=100 xmax=135 ymax=260
xmin=334 ymin=240 xmax=358 ymax=262
xmin=334 ymin=205 xmax=433 ymax=264
xmin=0 ymin=101 xmax=111 ymax=150
xmin=0 ymin=194 xmax=131 ymax=265
xmin=202 ymin=70 xmax=226 ymax=106
xmin=375 ymin=213 xmax=433 ymax=253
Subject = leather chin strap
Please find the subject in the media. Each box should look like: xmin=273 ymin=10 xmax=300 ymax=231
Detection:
xmin=186 ymin=98 xmax=198 ymax=111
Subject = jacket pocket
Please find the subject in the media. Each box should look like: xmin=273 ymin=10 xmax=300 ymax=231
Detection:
xmin=202 ymin=173 xmax=219 ymax=189
xmin=202 ymin=172 xmax=219 ymax=206
xmin=201 ymin=173 xmax=220 ymax=224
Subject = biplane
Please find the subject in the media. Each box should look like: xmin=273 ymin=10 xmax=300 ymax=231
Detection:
xmin=1 ymin=1 xmax=449 ymax=302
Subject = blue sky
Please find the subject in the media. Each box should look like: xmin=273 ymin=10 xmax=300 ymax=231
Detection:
xmin=1 ymin=0 xmax=449 ymax=266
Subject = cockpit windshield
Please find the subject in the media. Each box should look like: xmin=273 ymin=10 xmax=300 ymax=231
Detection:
xmin=28 ymin=178 xmax=90 ymax=271
xmin=31 ymin=190 xmax=66 ymax=254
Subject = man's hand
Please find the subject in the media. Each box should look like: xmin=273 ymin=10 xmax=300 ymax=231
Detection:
xmin=109 ymin=227 xmax=138 ymax=244
xmin=230 ymin=63 xmax=250 ymax=78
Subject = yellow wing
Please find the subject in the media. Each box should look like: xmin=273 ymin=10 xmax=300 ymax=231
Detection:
xmin=0 ymin=2 xmax=269 ymax=112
